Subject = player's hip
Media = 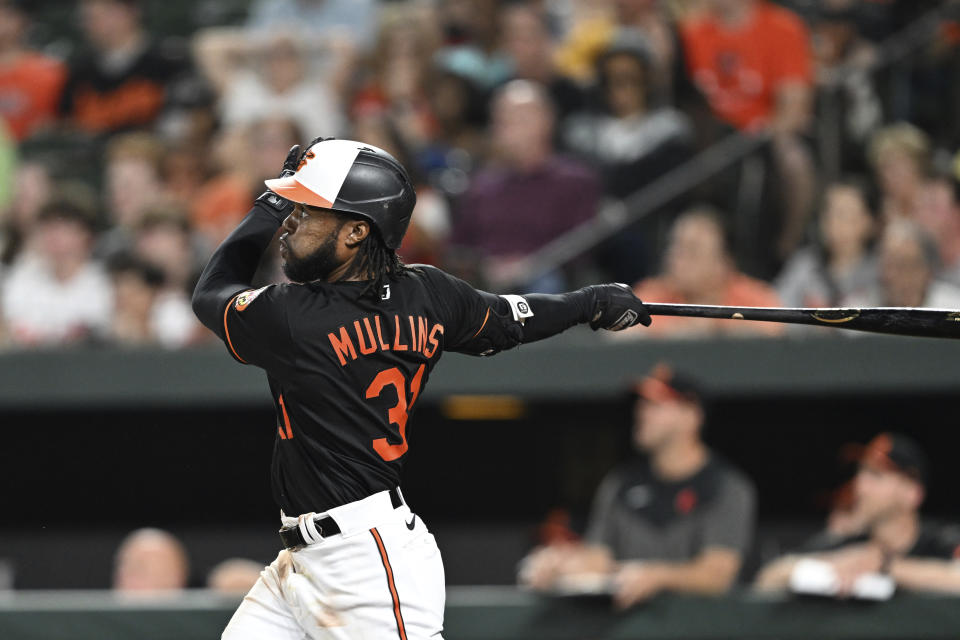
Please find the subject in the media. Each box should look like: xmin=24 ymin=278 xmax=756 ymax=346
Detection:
xmin=263 ymin=489 xmax=445 ymax=638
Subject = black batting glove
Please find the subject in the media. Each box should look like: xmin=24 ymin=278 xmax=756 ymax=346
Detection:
xmin=582 ymin=283 xmax=652 ymax=331
xmin=255 ymin=144 xmax=301 ymax=223
xmin=280 ymin=144 xmax=302 ymax=177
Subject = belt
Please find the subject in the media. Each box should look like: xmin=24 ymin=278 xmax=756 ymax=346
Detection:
xmin=279 ymin=487 xmax=403 ymax=549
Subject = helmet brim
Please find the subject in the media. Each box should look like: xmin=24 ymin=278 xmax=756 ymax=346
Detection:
xmin=264 ymin=177 xmax=335 ymax=209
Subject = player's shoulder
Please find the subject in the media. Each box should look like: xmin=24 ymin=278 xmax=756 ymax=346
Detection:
xmin=705 ymin=452 xmax=757 ymax=498
xmin=403 ymin=263 xmax=469 ymax=291
xmin=230 ymin=282 xmax=311 ymax=313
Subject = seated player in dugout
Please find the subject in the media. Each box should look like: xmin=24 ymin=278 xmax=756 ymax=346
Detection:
xmin=754 ymin=433 xmax=960 ymax=596
xmin=191 ymin=137 xmax=652 ymax=640
xmin=519 ymin=365 xmax=756 ymax=609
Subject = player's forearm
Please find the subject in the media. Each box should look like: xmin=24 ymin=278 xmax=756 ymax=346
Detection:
xmin=517 ymin=292 xmax=592 ymax=343
xmin=889 ymin=557 xmax=960 ymax=594
xmin=647 ymin=557 xmax=740 ymax=595
xmin=192 ymin=200 xmax=287 ymax=334
xmin=753 ymin=556 xmax=800 ymax=592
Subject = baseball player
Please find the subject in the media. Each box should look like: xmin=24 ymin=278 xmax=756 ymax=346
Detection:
xmin=192 ymin=137 xmax=652 ymax=639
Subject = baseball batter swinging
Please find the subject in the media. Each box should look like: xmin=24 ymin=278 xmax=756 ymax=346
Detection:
xmin=192 ymin=137 xmax=652 ymax=639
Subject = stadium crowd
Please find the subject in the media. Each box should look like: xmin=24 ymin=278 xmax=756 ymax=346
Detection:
xmin=1 ymin=0 xmax=960 ymax=348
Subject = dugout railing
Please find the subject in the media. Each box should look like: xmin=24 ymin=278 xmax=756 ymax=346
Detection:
xmin=2 ymin=587 xmax=960 ymax=640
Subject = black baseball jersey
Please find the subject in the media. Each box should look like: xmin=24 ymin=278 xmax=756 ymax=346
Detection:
xmin=192 ymin=201 xmax=604 ymax=516
xmin=220 ymin=265 xmax=503 ymax=515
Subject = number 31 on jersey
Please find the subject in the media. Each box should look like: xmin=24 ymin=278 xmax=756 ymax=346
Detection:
xmin=365 ymin=364 xmax=425 ymax=461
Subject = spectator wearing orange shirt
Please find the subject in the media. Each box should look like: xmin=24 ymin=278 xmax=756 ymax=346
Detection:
xmin=681 ymin=0 xmax=816 ymax=268
xmin=623 ymin=207 xmax=783 ymax=337
xmin=0 ymin=1 xmax=65 ymax=141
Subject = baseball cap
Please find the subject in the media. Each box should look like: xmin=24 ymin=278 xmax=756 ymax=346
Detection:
xmin=633 ymin=363 xmax=702 ymax=405
xmin=857 ymin=432 xmax=929 ymax=485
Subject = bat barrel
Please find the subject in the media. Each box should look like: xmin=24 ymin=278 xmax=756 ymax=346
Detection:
xmin=642 ymin=304 xmax=960 ymax=339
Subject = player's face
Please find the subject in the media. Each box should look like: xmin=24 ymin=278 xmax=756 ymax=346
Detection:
xmin=280 ymin=204 xmax=348 ymax=283
xmin=633 ymin=397 xmax=698 ymax=452
xmin=852 ymin=465 xmax=917 ymax=526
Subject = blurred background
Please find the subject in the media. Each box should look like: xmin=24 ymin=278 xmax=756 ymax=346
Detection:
xmin=2 ymin=0 xmax=960 ymax=638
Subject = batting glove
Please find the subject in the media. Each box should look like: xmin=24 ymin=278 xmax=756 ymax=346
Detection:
xmin=584 ymin=283 xmax=652 ymax=331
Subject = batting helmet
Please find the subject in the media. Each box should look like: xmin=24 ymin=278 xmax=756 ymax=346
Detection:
xmin=264 ymin=139 xmax=416 ymax=249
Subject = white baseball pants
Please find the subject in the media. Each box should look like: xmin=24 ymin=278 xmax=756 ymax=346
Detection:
xmin=222 ymin=490 xmax=445 ymax=640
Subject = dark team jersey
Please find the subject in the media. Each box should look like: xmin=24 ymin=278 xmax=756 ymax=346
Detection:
xmin=802 ymin=522 xmax=960 ymax=561
xmin=220 ymin=265 xmax=499 ymax=515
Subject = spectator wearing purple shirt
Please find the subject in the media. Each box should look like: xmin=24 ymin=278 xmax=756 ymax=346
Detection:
xmin=450 ymin=80 xmax=600 ymax=292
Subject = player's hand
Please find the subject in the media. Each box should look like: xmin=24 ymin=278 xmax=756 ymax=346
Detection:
xmin=584 ymin=284 xmax=652 ymax=331
xmin=612 ymin=561 xmax=667 ymax=608
xmin=280 ymin=144 xmax=302 ymax=178
xmin=518 ymin=546 xmax=566 ymax=590
xmin=255 ymin=144 xmax=302 ymax=222
xmin=825 ymin=544 xmax=885 ymax=597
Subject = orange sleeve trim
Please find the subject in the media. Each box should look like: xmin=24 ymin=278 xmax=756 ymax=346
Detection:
xmin=471 ymin=307 xmax=491 ymax=339
xmin=223 ymin=294 xmax=248 ymax=364
xmin=371 ymin=528 xmax=408 ymax=640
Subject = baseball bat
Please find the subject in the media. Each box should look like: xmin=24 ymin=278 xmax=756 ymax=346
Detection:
xmin=644 ymin=304 xmax=960 ymax=339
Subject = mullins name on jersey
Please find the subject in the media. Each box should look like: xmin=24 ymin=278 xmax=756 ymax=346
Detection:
xmin=328 ymin=314 xmax=444 ymax=366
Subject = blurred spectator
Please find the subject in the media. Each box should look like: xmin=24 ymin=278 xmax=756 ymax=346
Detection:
xmin=0 ymin=161 xmax=54 ymax=264
xmin=106 ymin=252 xmax=164 ymax=345
xmin=436 ymin=0 xmax=511 ymax=91
xmin=563 ymin=31 xmax=695 ymax=282
xmin=99 ymin=132 xmax=167 ymax=258
xmin=809 ymin=2 xmax=883 ymax=170
xmin=449 ymin=80 xmax=600 ymax=291
xmin=352 ymin=112 xmax=451 ymax=267
xmin=564 ymin=32 xmax=694 ymax=200
xmin=1 ymin=199 xmax=112 ymax=346
xmin=623 ymin=207 xmax=783 ymax=337
xmin=132 ymin=210 xmax=204 ymax=348
xmin=207 ymin=558 xmax=264 ymax=594
xmin=194 ymin=30 xmax=346 ymax=139
xmin=419 ymin=66 xmax=487 ymax=186
xmin=350 ymin=4 xmax=442 ymax=155
xmin=914 ymin=171 xmax=960 ymax=285
xmin=776 ymin=179 xmax=876 ymax=308
xmin=500 ymin=3 xmax=584 ymax=122
xmin=846 ymin=219 xmax=960 ymax=309
xmin=681 ymin=0 xmax=816 ymax=262
xmin=245 ymin=0 xmax=377 ymax=49
xmin=555 ymin=0 xmax=700 ymax=109
xmin=60 ymin=0 xmax=187 ymax=135
xmin=520 ymin=365 xmax=756 ymax=608
xmin=192 ymin=116 xmax=300 ymax=248
xmin=755 ymin=433 xmax=960 ymax=597
xmin=113 ymin=527 xmax=189 ymax=592
xmin=868 ymin=122 xmax=931 ymax=222
xmin=0 ymin=0 xmax=66 ymax=141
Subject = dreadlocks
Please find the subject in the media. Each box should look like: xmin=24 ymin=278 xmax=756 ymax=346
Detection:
xmin=340 ymin=221 xmax=418 ymax=299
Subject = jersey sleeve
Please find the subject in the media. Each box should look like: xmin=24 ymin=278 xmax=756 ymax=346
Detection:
xmin=220 ymin=284 xmax=295 ymax=373
xmin=584 ymin=470 xmax=623 ymax=552
xmin=418 ymin=266 xmax=515 ymax=355
xmin=698 ymin=472 xmax=756 ymax=556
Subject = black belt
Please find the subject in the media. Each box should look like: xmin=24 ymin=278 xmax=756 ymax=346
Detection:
xmin=279 ymin=487 xmax=403 ymax=549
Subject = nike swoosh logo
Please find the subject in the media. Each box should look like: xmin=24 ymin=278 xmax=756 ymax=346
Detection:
xmin=406 ymin=515 xmax=416 ymax=530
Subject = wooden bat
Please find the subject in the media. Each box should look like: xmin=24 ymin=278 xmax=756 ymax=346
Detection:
xmin=643 ymin=304 xmax=960 ymax=339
